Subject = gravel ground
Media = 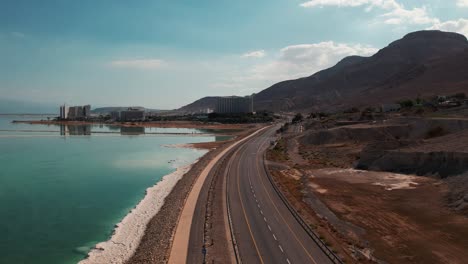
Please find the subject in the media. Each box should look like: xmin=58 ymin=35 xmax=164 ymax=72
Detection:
xmin=126 ymin=125 xmax=260 ymax=264
xmin=125 ymin=144 xmax=227 ymax=264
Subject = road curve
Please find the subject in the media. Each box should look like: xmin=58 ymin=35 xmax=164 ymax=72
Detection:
xmin=168 ymin=126 xmax=270 ymax=264
xmin=226 ymin=126 xmax=333 ymax=264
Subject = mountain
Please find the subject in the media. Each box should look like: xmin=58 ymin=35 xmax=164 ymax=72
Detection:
xmin=177 ymin=97 xmax=219 ymax=113
xmin=253 ymin=30 xmax=468 ymax=112
xmin=91 ymin=107 xmax=165 ymax=114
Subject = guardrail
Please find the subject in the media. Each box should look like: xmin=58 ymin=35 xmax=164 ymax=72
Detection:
xmin=262 ymin=150 xmax=344 ymax=264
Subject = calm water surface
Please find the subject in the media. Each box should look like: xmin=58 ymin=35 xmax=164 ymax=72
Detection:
xmin=0 ymin=115 xmax=219 ymax=264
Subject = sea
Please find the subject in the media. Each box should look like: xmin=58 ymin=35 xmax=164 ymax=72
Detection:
xmin=0 ymin=115 xmax=224 ymax=264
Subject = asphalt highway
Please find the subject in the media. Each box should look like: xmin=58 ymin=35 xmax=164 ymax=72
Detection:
xmin=226 ymin=127 xmax=332 ymax=264
xmin=186 ymin=126 xmax=333 ymax=263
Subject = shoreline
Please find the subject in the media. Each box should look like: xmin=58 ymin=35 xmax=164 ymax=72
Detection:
xmin=78 ymin=149 xmax=207 ymax=264
xmin=125 ymin=124 xmax=262 ymax=263
xmin=12 ymin=119 xmax=255 ymax=130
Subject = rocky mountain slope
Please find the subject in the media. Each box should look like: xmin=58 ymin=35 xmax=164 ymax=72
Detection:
xmin=253 ymin=30 xmax=468 ymax=112
xmin=180 ymin=30 xmax=468 ymax=113
xmin=177 ymin=96 xmax=219 ymax=113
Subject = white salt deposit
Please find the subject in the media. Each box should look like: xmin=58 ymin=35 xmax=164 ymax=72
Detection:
xmin=78 ymin=161 xmax=197 ymax=264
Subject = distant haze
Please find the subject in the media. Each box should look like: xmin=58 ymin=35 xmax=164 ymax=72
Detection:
xmin=0 ymin=0 xmax=467 ymax=110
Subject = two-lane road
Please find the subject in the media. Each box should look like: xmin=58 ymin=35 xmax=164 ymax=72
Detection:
xmin=226 ymin=127 xmax=333 ymax=264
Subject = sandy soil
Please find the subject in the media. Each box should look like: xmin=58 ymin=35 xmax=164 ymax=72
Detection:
xmin=126 ymin=124 xmax=262 ymax=263
xmin=309 ymin=169 xmax=468 ymax=264
xmin=267 ymin=120 xmax=468 ymax=263
xmin=163 ymin=141 xmax=228 ymax=150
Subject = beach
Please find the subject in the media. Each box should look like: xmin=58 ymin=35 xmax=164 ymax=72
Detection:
xmin=79 ymin=154 xmax=206 ymax=264
xmin=79 ymin=126 xmax=256 ymax=263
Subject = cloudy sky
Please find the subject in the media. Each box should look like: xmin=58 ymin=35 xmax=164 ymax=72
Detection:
xmin=1 ymin=0 xmax=467 ymax=109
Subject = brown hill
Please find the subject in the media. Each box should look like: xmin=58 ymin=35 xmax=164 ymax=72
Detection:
xmin=253 ymin=30 xmax=468 ymax=112
xmin=178 ymin=96 xmax=219 ymax=113
xmin=178 ymin=30 xmax=468 ymax=113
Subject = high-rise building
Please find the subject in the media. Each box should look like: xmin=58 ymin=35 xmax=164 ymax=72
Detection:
xmin=110 ymin=111 xmax=121 ymax=120
xmin=59 ymin=105 xmax=69 ymax=119
xmin=59 ymin=104 xmax=92 ymax=120
xmin=215 ymin=96 xmax=253 ymax=114
xmin=120 ymin=108 xmax=146 ymax=121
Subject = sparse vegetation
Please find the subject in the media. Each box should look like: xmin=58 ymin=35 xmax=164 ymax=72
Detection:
xmin=399 ymin=99 xmax=414 ymax=108
xmin=292 ymin=113 xmax=303 ymax=123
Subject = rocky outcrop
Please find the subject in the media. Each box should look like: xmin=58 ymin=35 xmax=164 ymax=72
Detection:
xmin=301 ymin=124 xmax=410 ymax=145
xmin=357 ymin=128 xmax=468 ymax=177
xmin=357 ymin=150 xmax=468 ymax=178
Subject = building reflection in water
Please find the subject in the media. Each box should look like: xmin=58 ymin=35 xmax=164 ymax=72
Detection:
xmin=60 ymin=125 xmax=91 ymax=136
xmin=120 ymin=126 xmax=145 ymax=135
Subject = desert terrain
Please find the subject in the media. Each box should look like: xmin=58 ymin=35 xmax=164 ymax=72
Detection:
xmin=266 ymin=112 xmax=468 ymax=263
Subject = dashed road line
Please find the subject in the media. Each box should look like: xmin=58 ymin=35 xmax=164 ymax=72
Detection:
xmin=273 ymin=234 xmax=277 ymax=241
xmin=279 ymin=245 xmax=284 ymax=253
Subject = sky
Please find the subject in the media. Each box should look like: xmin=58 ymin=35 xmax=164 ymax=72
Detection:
xmin=0 ymin=0 xmax=467 ymax=110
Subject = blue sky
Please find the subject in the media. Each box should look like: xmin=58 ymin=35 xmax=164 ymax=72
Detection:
xmin=0 ymin=0 xmax=467 ymax=110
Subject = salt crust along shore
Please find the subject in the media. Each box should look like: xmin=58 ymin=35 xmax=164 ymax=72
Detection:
xmin=79 ymin=158 xmax=200 ymax=264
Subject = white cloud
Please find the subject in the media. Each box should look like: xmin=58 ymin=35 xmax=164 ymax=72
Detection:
xmin=241 ymin=50 xmax=266 ymax=58
xmin=250 ymin=42 xmax=377 ymax=80
xmin=213 ymin=41 xmax=377 ymax=93
xmin=109 ymin=59 xmax=165 ymax=70
xmin=457 ymin=0 xmax=468 ymax=7
xmin=380 ymin=6 xmax=439 ymax=25
xmin=301 ymin=0 xmax=438 ymax=25
xmin=300 ymin=0 xmax=398 ymax=9
xmin=429 ymin=18 xmax=468 ymax=37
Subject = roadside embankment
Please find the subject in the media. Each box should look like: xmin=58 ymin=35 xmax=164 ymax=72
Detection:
xmin=357 ymin=130 xmax=468 ymax=177
xmin=267 ymin=116 xmax=468 ymax=263
xmin=126 ymin=124 xmax=261 ymax=263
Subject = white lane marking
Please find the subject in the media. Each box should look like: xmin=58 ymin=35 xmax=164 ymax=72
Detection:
xmin=287 ymin=258 xmax=291 ymax=264
xmin=257 ymin=204 xmax=261 ymax=208
xmin=253 ymin=193 xmax=256 ymax=198
xmin=279 ymin=245 xmax=284 ymax=253
xmin=273 ymin=234 xmax=277 ymax=241
xmin=260 ymin=210 xmax=264 ymax=215
xmin=263 ymin=217 xmax=267 ymax=222
xmin=268 ymin=225 xmax=271 ymax=231
xmin=255 ymin=199 xmax=258 ymax=203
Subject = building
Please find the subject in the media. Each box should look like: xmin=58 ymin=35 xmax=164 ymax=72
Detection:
xmin=83 ymin=105 xmax=91 ymax=117
xmin=120 ymin=108 xmax=146 ymax=121
xmin=110 ymin=111 xmax=121 ymax=121
xmin=59 ymin=105 xmax=69 ymax=119
xmin=59 ymin=104 xmax=91 ymax=120
xmin=215 ymin=96 xmax=253 ymax=114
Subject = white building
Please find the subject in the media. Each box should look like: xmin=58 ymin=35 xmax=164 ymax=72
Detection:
xmin=215 ymin=96 xmax=254 ymax=114
xmin=59 ymin=105 xmax=69 ymax=119
xmin=59 ymin=104 xmax=92 ymax=119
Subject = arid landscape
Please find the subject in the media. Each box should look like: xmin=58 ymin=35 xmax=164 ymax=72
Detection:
xmin=267 ymin=109 xmax=468 ymax=263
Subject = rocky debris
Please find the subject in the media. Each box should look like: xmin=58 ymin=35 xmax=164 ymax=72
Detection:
xmin=357 ymin=130 xmax=468 ymax=177
xmin=445 ymin=173 xmax=468 ymax=214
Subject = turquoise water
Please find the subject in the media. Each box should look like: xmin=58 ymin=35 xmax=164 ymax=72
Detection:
xmin=0 ymin=116 xmax=215 ymax=264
